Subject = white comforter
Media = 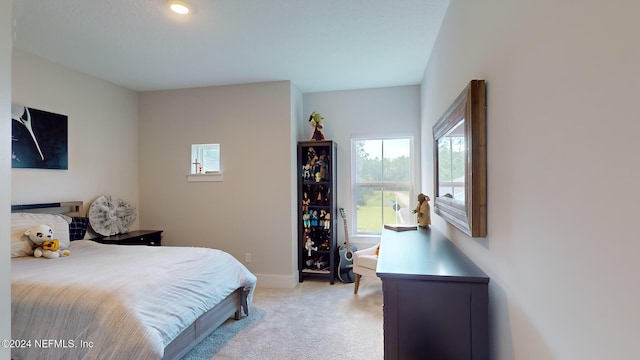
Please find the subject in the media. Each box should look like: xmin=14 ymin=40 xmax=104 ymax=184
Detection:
xmin=11 ymin=240 xmax=257 ymax=360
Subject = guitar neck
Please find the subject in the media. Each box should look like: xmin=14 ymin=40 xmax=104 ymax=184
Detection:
xmin=343 ymin=219 xmax=350 ymax=248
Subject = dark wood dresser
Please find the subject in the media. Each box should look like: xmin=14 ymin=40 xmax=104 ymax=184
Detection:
xmin=377 ymin=227 xmax=489 ymax=360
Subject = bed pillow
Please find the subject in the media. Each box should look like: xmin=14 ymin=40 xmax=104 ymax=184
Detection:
xmin=69 ymin=217 xmax=90 ymax=240
xmin=11 ymin=213 xmax=71 ymax=257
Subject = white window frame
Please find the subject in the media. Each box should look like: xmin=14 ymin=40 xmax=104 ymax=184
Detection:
xmin=351 ymin=136 xmax=415 ymax=236
xmin=187 ymin=143 xmax=223 ymax=182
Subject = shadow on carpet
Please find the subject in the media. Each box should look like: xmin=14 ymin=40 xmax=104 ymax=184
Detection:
xmin=181 ymin=307 xmax=267 ymax=360
xmin=180 ymin=279 xmax=383 ymax=360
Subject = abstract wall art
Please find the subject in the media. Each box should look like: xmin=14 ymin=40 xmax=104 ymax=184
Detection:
xmin=11 ymin=104 xmax=68 ymax=170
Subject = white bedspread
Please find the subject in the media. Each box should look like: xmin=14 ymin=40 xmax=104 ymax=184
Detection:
xmin=11 ymin=240 xmax=257 ymax=360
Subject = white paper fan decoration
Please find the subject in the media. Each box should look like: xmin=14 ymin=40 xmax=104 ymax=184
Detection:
xmin=88 ymin=195 xmax=137 ymax=236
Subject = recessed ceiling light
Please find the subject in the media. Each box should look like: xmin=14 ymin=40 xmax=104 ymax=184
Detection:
xmin=169 ymin=0 xmax=191 ymax=15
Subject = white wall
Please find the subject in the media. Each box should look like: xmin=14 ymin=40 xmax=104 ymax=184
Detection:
xmin=138 ymin=81 xmax=297 ymax=288
xmin=11 ymin=50 xmax=139 ymax=227
xmin=290 ymin=83 xmax=303 ymax=279
xmin=1 ymin=1 xmax=12 ymax=358
xmin=303 ymin=86 xmax=421 ymax=248
xmin=422 ymin=1 xmax=640 ymax=359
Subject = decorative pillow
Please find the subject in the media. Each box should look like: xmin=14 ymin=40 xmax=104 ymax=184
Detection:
xmin=69 ymin=217 xmax=90 ymax=240
xmin=11 ymin=213 xmax=71 ymax=258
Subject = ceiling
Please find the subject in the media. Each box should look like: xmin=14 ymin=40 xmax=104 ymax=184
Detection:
xmin=12 ymin=0 xmax=449 ymax=93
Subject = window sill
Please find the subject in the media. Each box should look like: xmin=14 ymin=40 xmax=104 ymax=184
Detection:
xmin=187 ymin=173 xmax=223 ymax=182
xmin=349 ymin=234 xmax=382 ymax=248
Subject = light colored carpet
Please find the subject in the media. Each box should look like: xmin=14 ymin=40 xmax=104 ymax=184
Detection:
xmin=181 ymin=277 xmax=383 ymax=360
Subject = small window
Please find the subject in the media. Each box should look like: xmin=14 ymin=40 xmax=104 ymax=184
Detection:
xmin=191 ymin=144 xmax=220 ymax=174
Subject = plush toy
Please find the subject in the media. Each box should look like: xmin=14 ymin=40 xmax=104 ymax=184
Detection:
xmin=315 ymin=256 xmax=327 ymax=269
xmin=412 ymin=193 xmax=431 ymax=228
xmin=25 ymin=224 xmax=70 ymax=259
xmin=308 ymin=111 xmax=325 ymax=141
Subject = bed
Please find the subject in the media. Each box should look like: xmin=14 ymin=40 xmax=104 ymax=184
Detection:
xmin=10 ymin=201 xmax=257 ymax=360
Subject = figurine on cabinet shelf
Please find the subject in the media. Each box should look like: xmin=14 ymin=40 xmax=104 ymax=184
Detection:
xmin=302 ymin=164 xmax=311 ymax=180
xmin=302 ymin=192 xmax=310 ymax=212
xmin=319 ymin=210 xmax=326 ymax=228
xmin=315 ymin=185 xmax=324 ymax=203
xmin=311 ymin=211 xmax=319 ymax=227
xmin=317 ymin=150 xmax=328 ymax=180
xmin=303 ymin=212 xmax=311 ymax=229
xmin=308 ymin=111 xmax=325 ymax=141
xmin=307 ymin=147 xmax=318 ymax=169
xmin=324 ymin=211 xmax=330 ymax=230
xmin=305 ymin=237 xmax=317 ymax=256
xmin=412 ymin=193 xmax=431 ymax=228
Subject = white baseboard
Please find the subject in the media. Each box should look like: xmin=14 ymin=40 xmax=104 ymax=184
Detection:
xmin=254 ymin=273 xmax=298 ymax=289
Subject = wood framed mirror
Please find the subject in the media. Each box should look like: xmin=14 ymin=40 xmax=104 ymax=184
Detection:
xmin=433 ymin=80 xmax=486 ymax=237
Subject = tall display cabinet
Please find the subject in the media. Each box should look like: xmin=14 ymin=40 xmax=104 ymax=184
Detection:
xmin=297 ymin=140 xmax=337 ymax=284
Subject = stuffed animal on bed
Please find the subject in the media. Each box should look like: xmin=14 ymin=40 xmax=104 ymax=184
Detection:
xmin=25 ymin=224 xmax=70 ymax=259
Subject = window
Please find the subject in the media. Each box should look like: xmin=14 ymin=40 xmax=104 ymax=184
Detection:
xmin=188 ymin=144 xmax=222 ymax=182
xmin=191 ymin=143 xmax=220 ymax=174
xmin=352 ymin=137 xmax=414 ymax=234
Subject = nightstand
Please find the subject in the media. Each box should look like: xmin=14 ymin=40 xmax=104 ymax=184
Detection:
xmin=93 ymin=230 xmax=163 ymax=246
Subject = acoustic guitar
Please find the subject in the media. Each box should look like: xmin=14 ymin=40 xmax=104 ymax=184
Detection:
xmin=338 ymin=208 xmax=357 ymax=283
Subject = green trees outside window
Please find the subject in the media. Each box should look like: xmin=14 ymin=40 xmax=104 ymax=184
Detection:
xmin=353 ymin=138 xmax=413 ymax=234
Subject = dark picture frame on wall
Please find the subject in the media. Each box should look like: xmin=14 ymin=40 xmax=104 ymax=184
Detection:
xmin=11 ymin=104 xmax=68 ymax=170
xmin=433 ymin=80 xmax=487 ymax=237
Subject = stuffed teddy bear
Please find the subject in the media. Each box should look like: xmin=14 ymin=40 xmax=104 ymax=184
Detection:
xmin=412 ymin=193 xmax=431 ymax=228
xmin=25 ymin=224 xmax=70 ymax=259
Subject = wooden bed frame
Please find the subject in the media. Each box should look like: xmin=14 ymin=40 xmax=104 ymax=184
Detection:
xmin=164 ymin=287 xmax=250 ymax=359
xmin=11 ymin=201 xmax=251 ymax=360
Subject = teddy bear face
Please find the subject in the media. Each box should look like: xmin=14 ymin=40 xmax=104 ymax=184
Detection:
xmin=25 ymin=224 xmax=53 ymax=246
